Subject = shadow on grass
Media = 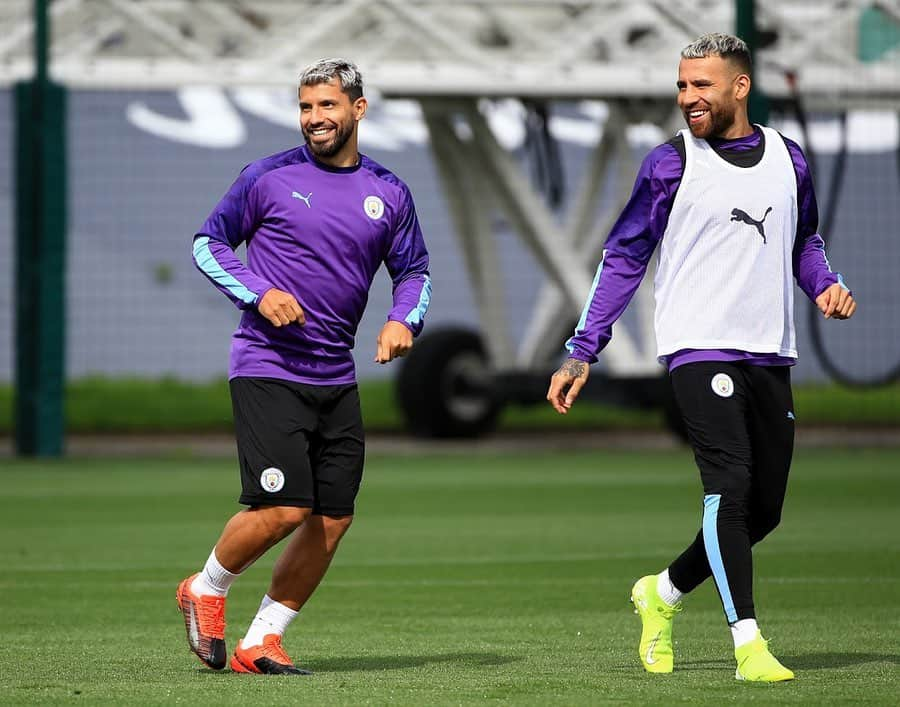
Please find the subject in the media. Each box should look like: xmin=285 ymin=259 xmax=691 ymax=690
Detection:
xmin=307 ymin=651 xmax=519 ymax=673
xmin=194 ymin=652 xmax=518 ymax=676
xmin=608 ymin=653 xmax=899 ymax=674
xmin=667 ymin=659 xmax=733 ymax=671
xmin=784 ymin=653 xmax=900 ymax=669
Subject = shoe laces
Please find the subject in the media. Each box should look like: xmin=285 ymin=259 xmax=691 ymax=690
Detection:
xmin=738 ymin=634 xmax=773 ymax=663
xmin=197 ymin=594 xmax=226 ymax=638
xmin=656 ymin=601 xmax=683 ymax=620
xmin=751 ymin=634 xmax=771 ymax=650
xmin=260 ymin=635 xmax=294 ymax=666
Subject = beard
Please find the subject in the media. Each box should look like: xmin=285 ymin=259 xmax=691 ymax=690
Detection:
xmin=686 ymin=103 xmax=736 ymax=139
xmin=303 ymin=120 xmax=354 ymax=158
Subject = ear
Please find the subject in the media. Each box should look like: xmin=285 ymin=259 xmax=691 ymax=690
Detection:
xmin=353 ymin=96 xmax=368 ymax=121
xmin=734 ymin=73 xmax=751 ymax=101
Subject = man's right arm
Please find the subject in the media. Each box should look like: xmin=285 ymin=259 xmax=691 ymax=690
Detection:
xmin=191 ymin=169 xmax=277 ymax=311
xmin=548 ymin=141 xmax=682 ymax=413
xmin=564 ymin=141 xmax=682 ymax=363
xmin=192 ymin=237 xmax=275 ymax=310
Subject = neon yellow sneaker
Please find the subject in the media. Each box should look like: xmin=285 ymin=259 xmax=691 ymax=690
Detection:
xmin=630 ymin=574 xmax=682 ymax=673
xmin=735 ymin=633 xmax=795 ymax=682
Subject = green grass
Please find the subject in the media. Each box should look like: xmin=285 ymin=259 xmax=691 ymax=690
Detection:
xmin=1 ymin=448 xmax=898 ymax=704
xmin=1 ymin=377 xmax=898 ymax=435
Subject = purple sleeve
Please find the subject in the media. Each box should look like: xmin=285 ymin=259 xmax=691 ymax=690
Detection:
xmin=192 ymin=238 xmax=276 ymax=310
xmin=197 ymin=169 xmax=258 ymax=248
xmin=565 ymin=142 xmax=682 ymax=363
xmin=192 ymin=169 xmax=276 ymax=310
xmin=384 ymin=186 xmax=431 ymax=336
xmin=784 ymin=137 xmax=844 ymax=301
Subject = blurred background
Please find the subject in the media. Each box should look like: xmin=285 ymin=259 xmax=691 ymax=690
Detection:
xmin=1 ymin=0 xmax=899 ymax=454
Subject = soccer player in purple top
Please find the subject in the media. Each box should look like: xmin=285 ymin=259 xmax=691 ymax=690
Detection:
xmin=547 ymin=34 xmax=856 ymax=682
xmin=177 ymin=58 xmax=431 ymax=675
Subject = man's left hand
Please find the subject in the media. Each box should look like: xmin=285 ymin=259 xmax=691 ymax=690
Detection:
xmin=375 ymin=321 xmax=413 ymax=363
xmin=816 ymin=283 xmax=857 ymax=320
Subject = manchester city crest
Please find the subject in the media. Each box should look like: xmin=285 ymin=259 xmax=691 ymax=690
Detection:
xmin=710 ymin=373 xmax=735 ymax=398
xmin=363 ymin=195 xmax=384 ymax=220
xmin=260 ymin=467 xmax=285 ymax=493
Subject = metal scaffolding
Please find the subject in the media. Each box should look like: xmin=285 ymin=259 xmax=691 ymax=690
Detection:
xmin=0 ymin=0 xmax=897 ymax=103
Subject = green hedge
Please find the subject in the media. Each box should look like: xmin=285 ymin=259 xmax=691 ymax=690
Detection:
xmin=0 ymin=377 xmax=898 ymax=434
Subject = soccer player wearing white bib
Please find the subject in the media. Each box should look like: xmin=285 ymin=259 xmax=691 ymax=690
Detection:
xmin=547 ymin=33 xmax=856 ymax=682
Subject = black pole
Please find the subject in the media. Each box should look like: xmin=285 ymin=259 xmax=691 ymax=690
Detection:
xmin=14 ymin=0 xmax=67 ymax=456
xmin=735 ymin=0 xmax=770 ymax=125
xmin=35 ymin=0 xmax=48 ymax=85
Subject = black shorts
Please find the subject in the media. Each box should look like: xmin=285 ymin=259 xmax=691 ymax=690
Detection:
xmin=230 ymin=377 xmax=365 ymax=515
xmin=669 ymin=361 xmax=794 ymax=504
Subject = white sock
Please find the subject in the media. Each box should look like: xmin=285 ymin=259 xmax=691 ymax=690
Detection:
xmin=656 ymin=569 xmax=684 ymax=606
xmin=242 ymin=595 xmax=299 ymax=648
xmin=190 ymin=548 xmax=240 ymax=597
xmin=730 ymin=618 xmax=760 ymax=648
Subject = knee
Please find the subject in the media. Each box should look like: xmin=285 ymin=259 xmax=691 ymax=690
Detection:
xmin=255 ymin=505 xmax=311 ymax=541
xmin=320 ymin=514 xmax=354 ymax=553
xmin=750 ymin=508 xmax=782 ymax=544
xmin=706 ymin=489 xmax=750 ymax=518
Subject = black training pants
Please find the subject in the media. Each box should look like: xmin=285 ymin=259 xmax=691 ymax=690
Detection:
xmin=666 ymin=361 xmax=794 ymax=622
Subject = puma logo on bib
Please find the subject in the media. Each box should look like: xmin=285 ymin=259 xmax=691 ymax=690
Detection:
xmin=730 ymin=206 xmax=772 ymax=243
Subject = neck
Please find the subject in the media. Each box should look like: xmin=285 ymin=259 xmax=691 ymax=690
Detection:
xmin=315 ymin=151 xmax=359 ymax=169
xmin=715 ymin=115 xmax=755 ymax=140
xmin=314 ymin=136 xmax=360 ymax=169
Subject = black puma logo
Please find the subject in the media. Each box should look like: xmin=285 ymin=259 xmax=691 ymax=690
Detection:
xmin=730 ymin=207 xmax=772 ymax=243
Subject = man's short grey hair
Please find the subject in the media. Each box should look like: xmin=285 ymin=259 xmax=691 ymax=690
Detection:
xmin=681 ymin=33 xmax=752 ymax=73
xmin=299 ymin=58 xmax=364 ymax=101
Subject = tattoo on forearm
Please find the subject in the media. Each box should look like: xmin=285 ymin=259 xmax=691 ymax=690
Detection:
xmin=559 ymin=359 xmax=586 ymax=378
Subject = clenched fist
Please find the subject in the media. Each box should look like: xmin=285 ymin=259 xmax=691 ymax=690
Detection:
xmin=815 ymin=282 xmax=856 ymax=320
xmin=375 ymin=320 xmax=413 ymax=363
xmin=258 ymin=288 xmax=305 ymax=327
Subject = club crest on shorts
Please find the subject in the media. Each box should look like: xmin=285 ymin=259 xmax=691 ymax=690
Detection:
xmin=260 ymin=467 xmax=285 ymax=493
xmin=363 ymin=195 xmax=384 ymax=220
xmin=711 ymin=373 xmax=734 ymax=398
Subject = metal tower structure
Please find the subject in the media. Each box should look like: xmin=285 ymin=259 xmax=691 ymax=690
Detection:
xmin=1 ymin=1 xmax=897 ymax=101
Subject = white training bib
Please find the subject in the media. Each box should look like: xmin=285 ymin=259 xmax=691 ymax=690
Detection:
xmin=654 ymin=126 xmax=799 ymax=360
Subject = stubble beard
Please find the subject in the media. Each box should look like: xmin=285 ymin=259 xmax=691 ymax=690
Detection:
xmin=687 ymin=103 xmax=736 ymax=139
xmin=304 ymin=120 xmax=354 ymax=158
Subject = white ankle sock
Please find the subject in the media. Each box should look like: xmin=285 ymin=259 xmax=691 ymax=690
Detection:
xmin=190 ymin=548 xmax=239 ymax=597
xmin=242 ymin=595 xmax=299 ymax=648
xmin=730 ymin=618 xmax=760 ymax=648
xmin=656 ymin=569 xmax=684 ymax=606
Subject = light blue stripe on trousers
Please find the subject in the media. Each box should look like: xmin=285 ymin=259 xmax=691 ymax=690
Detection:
xmin=702 ymin=493 xmax=738 ymax=623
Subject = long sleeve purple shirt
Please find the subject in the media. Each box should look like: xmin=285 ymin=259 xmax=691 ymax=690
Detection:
xmin=193 ymin=144 xmax=431 ymax=385
xmin=566 ymin=127 xmax=843 ymax=370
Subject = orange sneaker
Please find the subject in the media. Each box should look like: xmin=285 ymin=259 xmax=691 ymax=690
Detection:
xmin=175 ymin=574 xmax=227 ymax=670
xmin=231 ymin=634 xmax=313 ymax=675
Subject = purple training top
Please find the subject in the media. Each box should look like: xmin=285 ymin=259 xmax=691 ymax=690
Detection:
xmin=565 ymin=127 xmax=843 ymax=371
xmin=193 ymin=144 xmax=431 ymax=385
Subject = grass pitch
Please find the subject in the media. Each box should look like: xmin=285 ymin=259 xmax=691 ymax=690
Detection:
xmin=1 ymin=447 xmax=897 ymax=704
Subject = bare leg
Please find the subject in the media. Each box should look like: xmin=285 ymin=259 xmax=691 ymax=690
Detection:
xmin=214 ymin=505 xmax=312 ymax=573
xmin=268 ymin=514 xmax=354 ymax=611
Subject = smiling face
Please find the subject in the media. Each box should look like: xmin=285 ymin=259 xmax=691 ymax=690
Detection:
xmin=299 ymin=79 xmax=367 ymax=167
xmin=676 ymin=55 xmax=751 ymax=139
